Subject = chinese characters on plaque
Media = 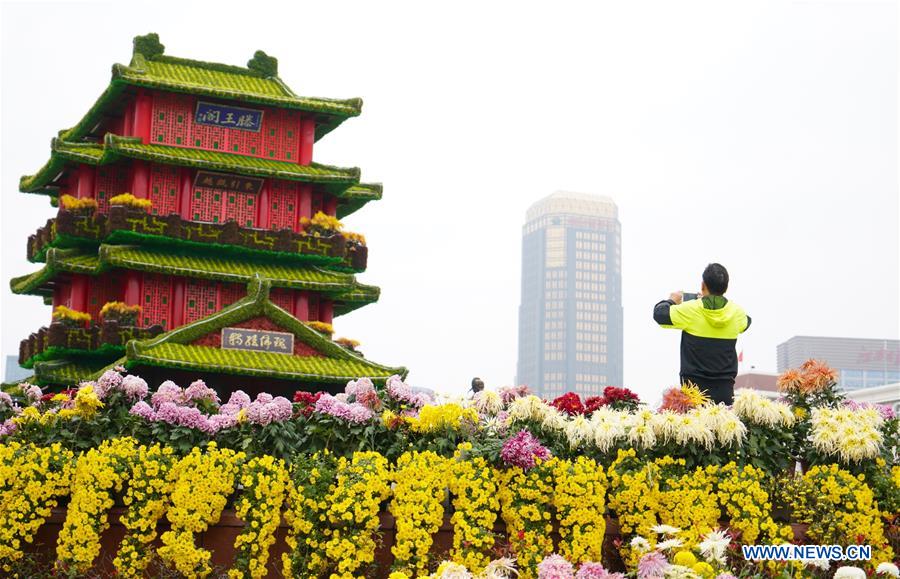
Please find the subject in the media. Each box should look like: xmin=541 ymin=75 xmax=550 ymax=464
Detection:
xmin=194 ymin=171 xmax=264 ymax=194
xmin=195 ymin=101 xmax=263 ymax=131
xmin=221 ymin=328 xmax=294 ymax=355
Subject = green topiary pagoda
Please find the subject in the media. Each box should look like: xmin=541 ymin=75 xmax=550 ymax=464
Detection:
xmin=11 ymin=33 xmax=406 ymax=394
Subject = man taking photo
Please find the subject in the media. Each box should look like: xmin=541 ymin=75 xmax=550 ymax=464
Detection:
xmin=653 ymin=263 xmax=751 ymax=405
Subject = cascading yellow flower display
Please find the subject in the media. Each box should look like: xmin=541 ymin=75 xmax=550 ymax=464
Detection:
xmin=607 ymin=448 xmax=660 ymax=567
xmin=56 ymin=437 xmax=137 ymax=573
xmin=229 ymin=454 xmax=291 ymax=579
xmin=793 ymin=464 xmax=894 ymax=567
xmin=157 ymin=442 xmax=244 ymax=578
xmin=282 ymin=450 xmax=336 ymax=577
xmin=323 ymin=451 xmax=392 ymax=578
xmin=0 ymin=441 xmax=73 ymax=572
xmin=498 ymin=457 xmax=556 ymax=579
xmin=409 ymin=403 xmax=479 ymax=434
xmin=654 ymin=457 xmax=720 ymax=547
xmin=716 ymin=462 xmax=790 ymax=546
xmin=553 ymin=456 xmax=608 ymax=564
xmin=391 ymin=450 xmax=450 ymax=575
xmin=448 ymin=443 xmax=500 ymax=572
xmin=113 ymin=443 xmax=177 ymax=578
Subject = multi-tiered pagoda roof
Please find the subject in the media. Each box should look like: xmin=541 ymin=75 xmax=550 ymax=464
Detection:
xmin=10 ymin=33 xmax=405 ymax=394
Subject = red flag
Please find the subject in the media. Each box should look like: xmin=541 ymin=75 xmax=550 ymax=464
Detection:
xmin=738 ymin=351 xmax=744 ymax=363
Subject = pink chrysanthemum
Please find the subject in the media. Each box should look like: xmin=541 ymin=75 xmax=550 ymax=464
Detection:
xmin=637 ymin=551 xmax=670 ymax=579
xmin=500 ymin=430 xmax=552 ymax=470
xmin=576 ymin=562 xmax=624 ymax=579
xmin=538 ymin=554 xmax=575 ymax=579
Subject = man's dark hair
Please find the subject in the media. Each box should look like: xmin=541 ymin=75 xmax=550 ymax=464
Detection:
xmin=703 ymin=263 xmax=729 ymax=295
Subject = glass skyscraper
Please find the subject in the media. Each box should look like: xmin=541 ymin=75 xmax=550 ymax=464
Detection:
xmin=515 ymin=191 xmax=623 ymax=398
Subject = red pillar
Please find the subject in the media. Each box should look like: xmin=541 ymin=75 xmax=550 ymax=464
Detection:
xmin=122 ymin=105 xmax=134 ymax=137
xmin=131 ymin=161 xmax=150 ymax=199
xmin=297 ymin=184 xmax=312 ymax=232
xmin=70 ymin=276 xmax=88 ymax=314
xmin=52 ymin=285 xmax=70 ymax=310
xmin=75 ymin=165 xmax=96 ymax=199
xmin=257 ymin=181 xmax=270 ymax=229
xmin=133 ymin=90 xmax=154 ymax=143
xmin=324 ymin=196 xmax=338 ymax=217
xmin=320 ymin=300 xmax=333 ymax=325
xmin=179 ymin=168 xmax=193 ymax=219
xmin=124 ymin=272 xmax=141 ymax=307
xmin=293 ymin=291 xmax=309 ymax=321
xmin=171 ymin=279 xmax=185 ymax=329
xmin=299 ymin=118 xmax=315 ymax=165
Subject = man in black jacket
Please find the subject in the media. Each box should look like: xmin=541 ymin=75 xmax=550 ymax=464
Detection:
xmin=653 ymin=263 xmax=751 ymax=405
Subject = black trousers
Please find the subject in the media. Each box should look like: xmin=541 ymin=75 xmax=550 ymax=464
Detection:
xmin=681 ymin=375 xmax=735 ymax=405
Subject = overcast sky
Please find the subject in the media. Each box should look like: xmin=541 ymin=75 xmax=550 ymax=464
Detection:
xmin=1 ymin=0 xmax=897 ymax=402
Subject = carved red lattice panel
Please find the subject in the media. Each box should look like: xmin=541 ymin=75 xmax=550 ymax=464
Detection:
xmin=268 ymin=181 xmax=297 ymax=230
xmin=142 ymin=274 xmax=171 ymax=329
xmin=307 ymin=295 xmax=320 ymax=322
xmin=151 ymin=93 xmax=191 ymax=147
xmin=190 ymin=186 xmax=222 ymax=223
xmin=184 ymin=279 xmax=219 ymax=324
xmin=149 ymin=93 xmax=300 ymax=161
xmin=95 ymin=166 xmax=129 ymax=213
xmin=222 ymin=190 xmax=257 ymax=227
xmin=149 ymin=165 xmax=180 ymax=216
xmin=219 ymin=283 xmax=245 ymax=307
xmin=269 ymin=288 xmax=293 ymax=312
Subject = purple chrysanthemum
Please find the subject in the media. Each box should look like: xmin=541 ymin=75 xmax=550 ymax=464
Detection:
xmin=121 ymin=375 xmax=149 ymax=400
xmin=184 ymin=379 xmax=220 ymax=405
xmin=152 ymin=381 xmax=184 ymax=407
xmin=500 ymin=429 xmax=552 ymax=470
xmin=129 ymin=401 xmax=156 ymax=420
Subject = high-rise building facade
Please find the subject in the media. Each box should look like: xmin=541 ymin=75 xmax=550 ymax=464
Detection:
xmin=516 ymin=192 xmax=623 ymax=398
xmin=776 ymin=336 xmax=900 ymax=391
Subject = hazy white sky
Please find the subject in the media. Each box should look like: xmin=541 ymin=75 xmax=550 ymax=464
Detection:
xmin=1 ymin=1 xmax=897 ymax=402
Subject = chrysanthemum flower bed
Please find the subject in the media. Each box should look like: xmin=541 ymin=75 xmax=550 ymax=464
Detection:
xmin=0 ymin=360 xmax=898 ymax=578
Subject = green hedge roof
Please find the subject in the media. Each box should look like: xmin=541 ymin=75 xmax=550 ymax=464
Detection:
xmin=29 ymin=277 xmax=405 ymax=386
xmin=127 ymin=278 xmax=404 ymax=383
xmin=59 ymin=35 xmax=362 ymax=146
xmin=10 ymin=246 xmax=379 ymax=315
xmin=21 ymin=135 xmax=361 ymax=196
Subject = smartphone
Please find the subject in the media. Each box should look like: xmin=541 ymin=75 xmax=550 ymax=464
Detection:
xmin=682 ymin=292 xmax=699 ymax=301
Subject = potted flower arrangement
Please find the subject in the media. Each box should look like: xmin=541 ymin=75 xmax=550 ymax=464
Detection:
xmin=305 ymin=321 xmax=334 ymax=336
xmin=109 ymin=192 xmax=152 ymax=211
xmin=51 ymin=305 xmax=92 ymax=328
xmin=299 ymin=211 xmax=342 ymax=238
xmin=99 ymin=301 xmax=142 ymax=326
xmin=59 ymin=194 xmax=98 ymax=215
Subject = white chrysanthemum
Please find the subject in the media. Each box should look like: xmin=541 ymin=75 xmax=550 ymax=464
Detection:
xmin=803 ymin=558 xmax=831 ymax=571
xmin=698 ymin=529 xmax=730 ymax=565
xmin=565 ymin=414 xmax=594 ymax=449
xmin=434 ymin=561 xmax=474 ymax=579
xmin=876 ymin=562 xmax=900 ymax=577
xmin=473 ymin=390 xmax=503 ymax=416
xmin=697 ymin=405 xmax=746 ymax=447
xmin=673 ymin=412 xmax=715 ymax=450
xmin=507 ymin=395 xmax=547 ymax=423
xmin=627 ymin=420 xmax=657 ymax=449
xmin=733 ymin=390 xmax=795 ymax=428
xmin=663 ymin=563 xmax=700 ymax=578
xmin=651 ymin=524 xmax=682 ymax=535
xmin=656 ymin=538 xmax=685 ymax=551
xmin=630 ymin=535 xmax=652 ymax=553
xmin=651 ymin=410 xmax=681 ymax=443
xmin=591 ymin=407 xmax=628 ymax=452
xmin=541 ymin=407 xmax=568 ymax=431
xmin=834 ymin=567 xmax=867 ymax=579
xmin=811 ymin=407 xmax=884 ymax=462
xmin=481 ymin=557 xmax=518 ymax=579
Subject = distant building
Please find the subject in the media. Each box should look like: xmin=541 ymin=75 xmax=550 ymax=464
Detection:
xmin=515 ymin=191 xmax=623 ymax=399
xmin=776 ymin=336 xmax=900 ymax=391
xmin=4 ymin=355 xmax=31 ymax=384
xmin=734 ymin=371 xmax=780 ymax=399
